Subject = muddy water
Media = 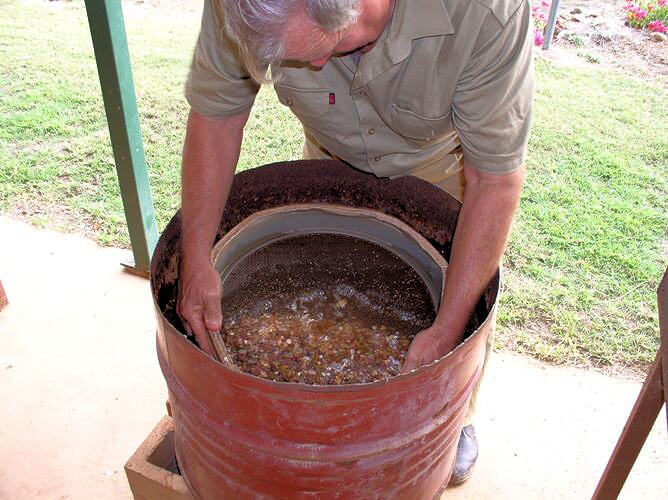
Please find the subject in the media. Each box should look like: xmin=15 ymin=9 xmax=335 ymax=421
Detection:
xmin=221 ymin=234 xmax=436 ymax=384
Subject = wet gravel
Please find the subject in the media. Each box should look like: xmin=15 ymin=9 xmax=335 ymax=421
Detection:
xmin=221 ymin=234 xmax=436 ymax=384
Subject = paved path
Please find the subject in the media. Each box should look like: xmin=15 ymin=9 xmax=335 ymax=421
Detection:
xmin=0 ymin=217 xmax=665 ymax=499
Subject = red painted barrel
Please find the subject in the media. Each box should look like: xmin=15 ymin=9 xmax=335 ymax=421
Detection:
xmin=151 ymin=160 xmax=499 ymax=499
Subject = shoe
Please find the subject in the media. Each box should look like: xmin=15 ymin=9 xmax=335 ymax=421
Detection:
xmin=448 ymin=424 xmax=478 ymax=486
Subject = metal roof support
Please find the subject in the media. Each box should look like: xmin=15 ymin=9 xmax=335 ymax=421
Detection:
xmin=84 ymin=0 xmax=158 ymax=276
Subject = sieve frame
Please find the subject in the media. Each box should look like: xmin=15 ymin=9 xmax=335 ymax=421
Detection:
xmin=211 ymin=203 xmax=448 ymax=311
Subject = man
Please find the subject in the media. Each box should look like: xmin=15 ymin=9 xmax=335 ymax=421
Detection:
xmin=177 ymin=0 xmax=533 ymax=486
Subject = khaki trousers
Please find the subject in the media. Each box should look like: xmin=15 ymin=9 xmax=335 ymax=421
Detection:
xmin=303 ymin=141 xmax=493 ymax=424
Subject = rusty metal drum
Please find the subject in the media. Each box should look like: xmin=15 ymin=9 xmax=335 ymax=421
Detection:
xmin=151 ymin=160 xmax=499 ymax=499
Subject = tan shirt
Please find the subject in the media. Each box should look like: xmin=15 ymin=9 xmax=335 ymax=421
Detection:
xmin=186 ymin=0 xmax=534 ymax=179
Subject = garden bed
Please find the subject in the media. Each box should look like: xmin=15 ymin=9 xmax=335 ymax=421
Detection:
xmin=536 ymin=0 xmax=668 ymax=85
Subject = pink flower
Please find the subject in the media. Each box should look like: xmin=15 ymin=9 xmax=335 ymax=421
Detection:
xmin=534 ymin=28 xmax=545 ymax=46
xmin=648 ymin=20 xmax=667 ymax=33
xmin=541 ymin=0 xmax=550 ymax=7
xmin=636 ymin=9 xmax=647 ymax=20
xmin=658 ymin=0 xmax=666 ymax=7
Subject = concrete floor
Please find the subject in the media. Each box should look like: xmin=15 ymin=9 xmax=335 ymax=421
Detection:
xmin=0 ymin=216 xmax=666 ymax=499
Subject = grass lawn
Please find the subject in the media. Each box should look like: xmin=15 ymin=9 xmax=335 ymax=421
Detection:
xmin=1 ymin=0 xmax=666 ymax=373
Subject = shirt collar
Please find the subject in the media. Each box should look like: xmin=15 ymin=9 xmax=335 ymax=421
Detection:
xmin=390 ymin=0 xmax=454 ymax=45
xmin=351 ymin=0 xmax=454 ymax=89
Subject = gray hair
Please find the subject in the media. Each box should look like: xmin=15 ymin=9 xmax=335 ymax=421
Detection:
xmin=215 ymin=0 xmax=360 ymax=83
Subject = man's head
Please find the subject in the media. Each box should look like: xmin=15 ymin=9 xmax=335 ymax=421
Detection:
xmin=218 ymin=0 xmax=394 ymax=82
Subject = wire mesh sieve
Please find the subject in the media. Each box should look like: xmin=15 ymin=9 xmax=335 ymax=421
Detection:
xmin=212 ymin=204 xmax=448 ymax=385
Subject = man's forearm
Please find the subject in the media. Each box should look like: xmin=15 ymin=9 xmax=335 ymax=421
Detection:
xmin=434 ymin=163 xmax=525 ymax=340
xmin=180 ymin=108 xmax=250 ymax=267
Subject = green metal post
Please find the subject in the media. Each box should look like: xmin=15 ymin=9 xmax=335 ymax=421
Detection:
xmin=84 ymin=0 xmax=158 ymax=275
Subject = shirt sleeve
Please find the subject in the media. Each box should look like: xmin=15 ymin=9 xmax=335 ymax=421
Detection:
xmin=452 ymin=0 xmax=534 ymax=174
xmin=185 ymin=0 xmax=260 ymax=117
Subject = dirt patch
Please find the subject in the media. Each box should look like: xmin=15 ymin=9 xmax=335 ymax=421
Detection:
xmin=122 ymin=0 xmax=201 ymax=17
xmin=498 ymin=319 xmax=651 ymax=381
xmin=7 ymin=197 xmax=109 ymax=244
xmin=540 ymin=0 xmax=668 ymax=86
xmin=7 ymin=139 xmax=72 ymax=157
xmin=43 ymin=0 xmax=201 ymax=18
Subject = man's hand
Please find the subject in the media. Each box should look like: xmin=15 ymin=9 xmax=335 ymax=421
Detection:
xmin=178 ymin=108 xmax=250 ymax=355
xmin=401 ymin=163 xmax=525 ymax=373
xmin=177 ymin=258 xmax=222 ymax=356
xmin=402 ymin=323 xmax=461 ymax=373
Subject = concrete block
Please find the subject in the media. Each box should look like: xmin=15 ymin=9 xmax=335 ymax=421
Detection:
xmin=125 ymin=416 xmax=194 ymax=500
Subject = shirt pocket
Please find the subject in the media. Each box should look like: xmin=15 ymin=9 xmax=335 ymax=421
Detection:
xmin=390 ymin=104 xmax=456 ymax=147
xmin=274 ymin=85 xmax=344 ymax=141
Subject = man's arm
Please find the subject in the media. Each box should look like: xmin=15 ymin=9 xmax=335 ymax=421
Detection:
xmin=402 ymin=161 xmax=524 ymax=371
xmin=177 ymin=108 xmax=250 ymax=355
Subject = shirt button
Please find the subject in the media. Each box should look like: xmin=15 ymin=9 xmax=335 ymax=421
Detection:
xmin=286 ymin=97 xmax=294 ymax=106
xmin=374 ymin=156 xmax=381 ymax=162
xmin=368 ymin=128 xmax=375 ymax=135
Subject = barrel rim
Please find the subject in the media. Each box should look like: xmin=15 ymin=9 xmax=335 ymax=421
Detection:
xmin=150 ymin=160 xmax=500 ymax=393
